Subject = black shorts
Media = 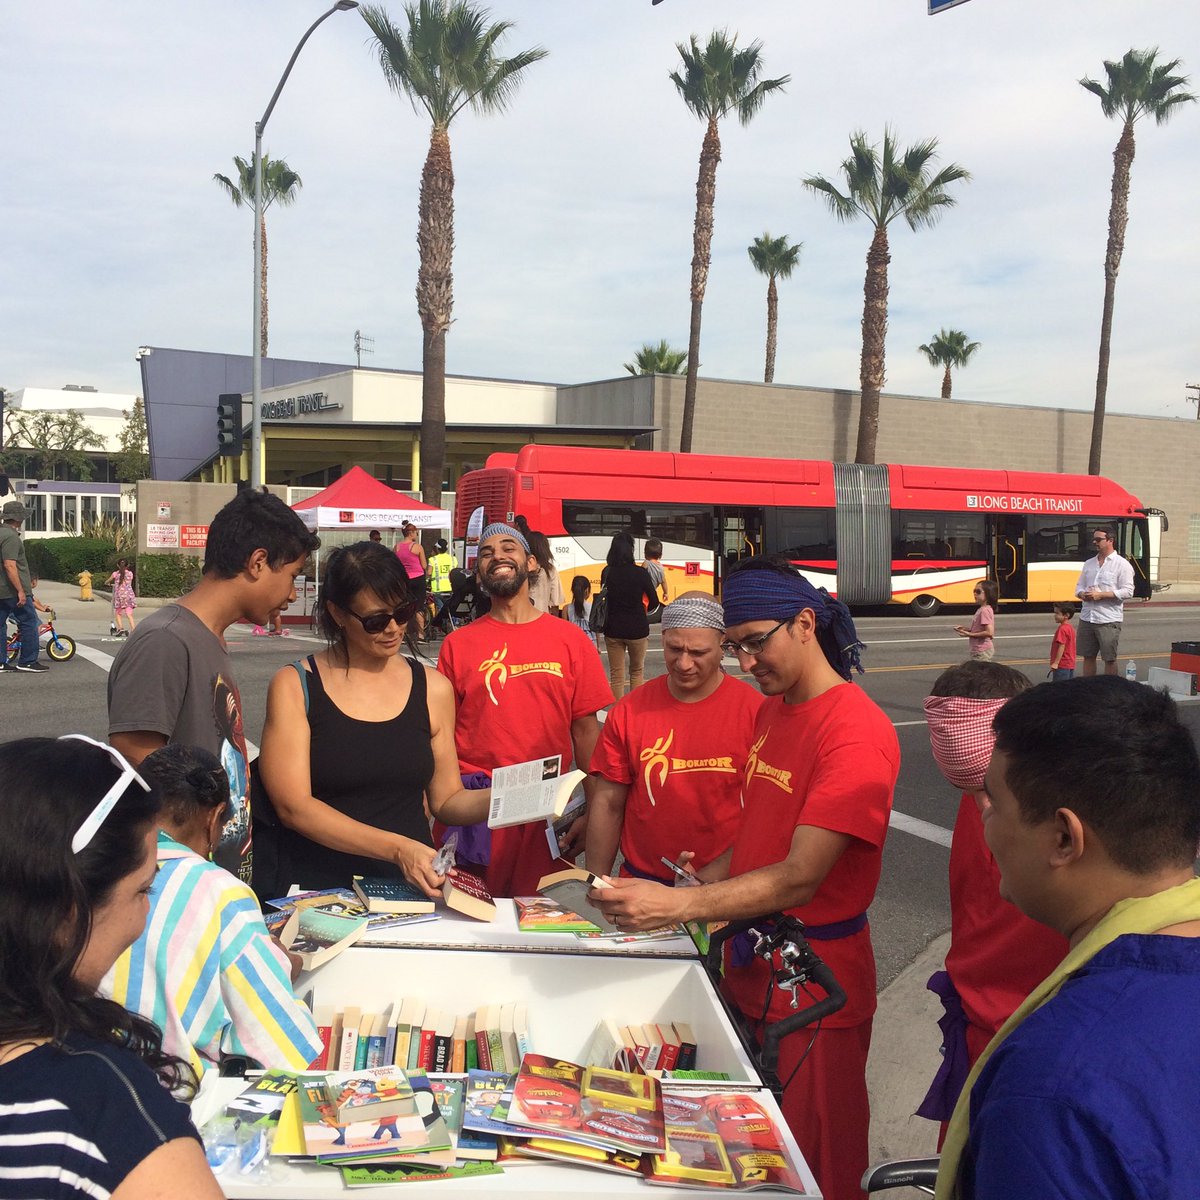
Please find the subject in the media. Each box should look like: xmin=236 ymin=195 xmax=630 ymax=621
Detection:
xmin=406 ymin=576 xmax=428 ymax=604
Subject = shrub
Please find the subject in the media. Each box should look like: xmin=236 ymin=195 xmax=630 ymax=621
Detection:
xmin=25 ymin=537 xmax=116 ymax=583
xmin=136 ymin=553 xmax=203 ymax=599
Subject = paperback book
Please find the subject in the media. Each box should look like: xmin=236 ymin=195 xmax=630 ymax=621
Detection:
xmin=487 ymin=754 xmax=587 ymax=829
xmin=296 ymin=1075 xmax=433 ymax=1162
xmin=285 ymin=908 xmax=368 ymax=971
xmin=351 ymin=876 xmax=435 ymax=915
xmin=223 ymin=1070 xmax=298 ymax=1125
xmin=514 ymin=895 xmax=600 ymax=933
xmin=536 ymin=864 xmax=618 ymax=933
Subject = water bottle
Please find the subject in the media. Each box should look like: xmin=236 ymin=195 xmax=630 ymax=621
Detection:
xmin=1124 ymin=660 xmax=1137 ymax=683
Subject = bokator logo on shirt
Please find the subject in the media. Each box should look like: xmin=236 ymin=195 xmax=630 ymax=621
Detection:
xmin=743 ymin=731 xmax=793 ymax=796
xmin=639 ymin=729 xmax=736 ymax=806
xmin=477 ymin=645 xmax=565 ymax=706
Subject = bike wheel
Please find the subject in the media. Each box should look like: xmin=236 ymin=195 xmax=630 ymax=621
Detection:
xmin=47 ymin=635 xmax=76 ymax=662
xmin=5 ymin=640 xmax=17 ymax=663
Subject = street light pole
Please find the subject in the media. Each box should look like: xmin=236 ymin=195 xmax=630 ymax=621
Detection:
xmin=251 ymin=0 xmax=359 ymax=490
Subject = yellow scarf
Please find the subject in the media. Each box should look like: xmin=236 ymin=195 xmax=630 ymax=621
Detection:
xmin=936 ymin=875 xmax=1200 ymax=1199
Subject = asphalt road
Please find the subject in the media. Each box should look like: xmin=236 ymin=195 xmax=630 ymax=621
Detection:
xmin=7 ymin=586 xmax=1200 ymax=988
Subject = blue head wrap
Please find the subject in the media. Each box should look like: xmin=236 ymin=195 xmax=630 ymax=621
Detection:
xmin=721 ymin=563 xmax=865 ymax=680
xmin=480 ymin=522 xmax=530 ymax=553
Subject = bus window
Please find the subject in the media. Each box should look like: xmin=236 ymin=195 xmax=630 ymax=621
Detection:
xmin=772 ymin=508 xmax=836 ymax=561
xmin=892 ymin=511 xmax=986 ymax=562
xmin=562 ymin=502 xmax=711 ymax=551
xmin=1028 ymin=518 xmax=1092 ymax=562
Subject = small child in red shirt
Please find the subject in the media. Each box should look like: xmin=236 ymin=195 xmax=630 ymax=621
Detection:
xmin=1049 ymin=602 xmax=1076 ymax=681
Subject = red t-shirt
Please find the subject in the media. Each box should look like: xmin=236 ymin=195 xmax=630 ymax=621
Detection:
xmin=589 ymin=674 xmax=763 ymax=879
xmin=722 ymin=683 xmax=899 ymax=1030
xmin=436 ymin=613 xmax=613 ymax=896
xmin=1051 ymin=622 xmax=1077 ymax=669
xmin=945 ymin=792 xmax=1067 ymax=1040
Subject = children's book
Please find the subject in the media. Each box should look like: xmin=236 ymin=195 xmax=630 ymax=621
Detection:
xmin=461 ymin=1070 xmax=521 ymax=1138
xmin=487 ymin=754 xmax=587 ymax=829
xmin=223 ymin=1070 xmax=298 ymax=1124
xmin=296 ymin=1076 xmax=431 ymax=1162
xmin=509 ymin=1053 xmax=666 ymax=1156
xmin=339 ymin=1161 xmax=502 ymax=1186
xmin=424 ymin=1076 xmax=498 ymax=1162
xmin=514 ymin=895 xmax=600 ymax=932
xmin=442 ymin=868 xmax=497 ymax=922
xmin=329 ymin=1065 xmax=416 ymax=1124
xmin=283 ymin=908 xmax=367 ymax=971
xmin=351 ymin=876 xmax=436 ymax=915
xmin=267 ymin=887 xmax=439 ymax=935
xmin=510 ymin=1135 xmax=646 ymax=1177
xmin=536 ymin=864 xmax=618 ymax=933
xmin=642 ymin=1090 xmax=810 ymax=1193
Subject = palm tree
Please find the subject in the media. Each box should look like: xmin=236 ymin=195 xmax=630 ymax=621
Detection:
xmin=624 ymin=341 xmax=688 ymax=376
xmin=671 ymin=32 xmax=789 ymax=453
xmin=917 ymin=328 xmax=980 ymax=399
xmin=1080 ymin=48 xmax=1195 ymax=475
xmin=803 ymin=130 xmax=969 ymax=464
xmin=362 ymin=1 xmax=546 ymax=509
xmin=213 ymin=155 xmax=302 ymax=357
xmin=747 ymin=233 xmax=801 ymax=384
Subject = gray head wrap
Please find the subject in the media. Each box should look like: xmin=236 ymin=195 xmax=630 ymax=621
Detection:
xmin=661 ymin=595 xmax=725 ymax=632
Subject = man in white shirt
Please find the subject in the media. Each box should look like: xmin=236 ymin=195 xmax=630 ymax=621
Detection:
xmin=1074 ymin=526 xmax=1135 ymax=677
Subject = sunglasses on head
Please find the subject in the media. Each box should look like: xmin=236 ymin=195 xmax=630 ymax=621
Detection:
xmin=59 ymin=734 xmax=152 ymax=854
xmin=347 ymin=602 xmax=418 ymax=634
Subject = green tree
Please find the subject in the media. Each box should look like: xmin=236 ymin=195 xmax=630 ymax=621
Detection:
xmin=1080 ymin=48 xmax=1195 ymax=474
xmin=624 ymin=340 xmax=689 ymax=376
xmin=0 ymin=409 xmax=103 ymax=481
xmin=747 ymin=232 xmax=802 ymax=384
xmin=671 ymin=31 xmax=788 ymax=452
xmin=804 ymin=130 xmax=969 ymax=464
xmin=917 ymin=328 xmax=980 ymax=400
xmin=112 ymin=398 xmax=150 ymax=483
xmin=213 ymin=155 xmax=303 ymax=356
xmin=363 ymin=0 xmax=546 ymax=510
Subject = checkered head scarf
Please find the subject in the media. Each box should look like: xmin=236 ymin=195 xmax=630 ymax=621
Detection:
xmin=661 ymin=595 xmax=724 ymax=632
xmin=923 ymin=695 xmax=1007 ymax=791
xmin=479 ymin=522 xmax=529 ymax=553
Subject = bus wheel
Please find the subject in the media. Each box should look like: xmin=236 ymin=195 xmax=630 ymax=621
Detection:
xmin=909 ymin=594 xmax=941 ymax=618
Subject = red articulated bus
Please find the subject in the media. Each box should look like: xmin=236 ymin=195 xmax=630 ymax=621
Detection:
xmin=453 ymin=446 xmax=1161 ymax=615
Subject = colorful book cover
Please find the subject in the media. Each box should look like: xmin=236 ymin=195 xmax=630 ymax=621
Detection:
xmin=351 ymin=875 xmax=435 ymax=914
xmin=329 ymin=1065 xmax=415 ymax=1123
xmin=509 ymin=1054 xmax=666 ymax=1156
xmin=223 ymin=1070 xmax=298 ymax=1124
xmin=288 ymin=909 xmax=367 ymax=971
xmin=297 ymin=1076 xmax=431 ymax=1162
xmin=339 ymin=1161 xmax=502 ymax=1186
xmin=513 ymin=1135 xmax=645 ymax=1177
xmin=267 ymin=887 xmax=439 ymax=934
xmin=514 ymin=895 xmax=600 ymax=932
xmin=461 ymin=1070 xmax=526 ymax=1138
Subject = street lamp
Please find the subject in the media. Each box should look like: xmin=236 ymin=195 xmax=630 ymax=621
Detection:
xmin=251 ymin=0 xmax=359 ymax=489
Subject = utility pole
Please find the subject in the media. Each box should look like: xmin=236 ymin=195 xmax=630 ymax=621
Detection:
xmin=354 ymin=330 xmax=375 ymax=368
xmin=1187 ymin=382 xmax=1200 ymax=420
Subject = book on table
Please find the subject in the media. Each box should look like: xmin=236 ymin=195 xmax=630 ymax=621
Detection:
xmin=536 ymin=863 xmax=618 ymax=933
xmin=283 ymin=907 xmax=368 ymax=971
xmin=329 ymin=1066 xmax=415 ymax=1124
xmin=296 ymin=1075 xmax=433 ymax=1162
xmin=223 ymin=1070 xmax=298 ymax=1125
xmin=514 ymin=895 xmax=601 ymax=932
xmin=442 ymin=867 xmax=497 ymax=922
xmin=351 ymin=875 xmax=435 ymax=915
xmin=487 ymin=754 xmax=587 ymax=829
xmin=266 ymin=886 xmax=439 ymax=935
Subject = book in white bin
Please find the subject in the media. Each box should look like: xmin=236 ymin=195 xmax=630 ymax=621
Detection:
xmin=487 ymin=754 xmax=587 ymax=829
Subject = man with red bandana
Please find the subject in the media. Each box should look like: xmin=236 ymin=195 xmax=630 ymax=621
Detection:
xmin=436 ymin=523 xmax=612 ymax=897
xmin=587 ymin=592 xmax=761 ymax=883
xmin=592 ymin=558 xmax=899 ymax=1200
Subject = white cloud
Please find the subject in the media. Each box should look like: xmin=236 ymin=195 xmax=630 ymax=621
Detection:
xmin=2 ymin=0 xmax=1198 ymax=425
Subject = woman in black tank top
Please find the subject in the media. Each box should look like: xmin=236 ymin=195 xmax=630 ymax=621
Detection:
xmin=257 ymin=543 xmax=489 ymax=897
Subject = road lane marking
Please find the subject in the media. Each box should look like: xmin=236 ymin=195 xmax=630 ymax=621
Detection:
xmin=889 ymin=811 xmax=953 ymax=848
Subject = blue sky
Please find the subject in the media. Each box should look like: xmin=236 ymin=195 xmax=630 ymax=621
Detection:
xmin=4 ymin=0 xmax=1198 ymax=421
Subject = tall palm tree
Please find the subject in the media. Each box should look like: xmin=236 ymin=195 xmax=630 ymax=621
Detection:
xmin=917 ymin=328 xmax=980 ymax=399
xmin=1080 ymin=48 xmax=1194 ymax=475
xmin=624 ymin=340 xmax=688 ymax=376
xmin=747 ymin=233 xmax=801 ymax=384
xmin=803 ymin=130 xmax=968 ymax=464
xmin=213 ymin=155 xmax=303 ymax=357
xmin=671 ymin=32 xmax=788 ymax=453
xmin=362 ymin=1 xmax=546 ymax=509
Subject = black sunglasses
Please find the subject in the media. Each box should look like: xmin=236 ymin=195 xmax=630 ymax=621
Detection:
xmin=346 ymin=602 xmax=418 ymax=634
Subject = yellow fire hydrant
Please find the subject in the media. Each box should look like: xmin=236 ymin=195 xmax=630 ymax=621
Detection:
xmin=77 ymin=569 xmax=94 ymax=602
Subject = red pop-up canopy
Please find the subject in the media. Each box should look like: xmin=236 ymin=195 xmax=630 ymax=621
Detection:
xmin=292 ymin=466 xmax=450 ymax=530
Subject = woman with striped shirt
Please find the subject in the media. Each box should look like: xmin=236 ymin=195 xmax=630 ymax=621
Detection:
xmin=0 ymin=736 xmax=221 ymax=1199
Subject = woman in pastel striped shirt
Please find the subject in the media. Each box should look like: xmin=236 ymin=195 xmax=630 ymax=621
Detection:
xmin=101 ymin=744 xmax=322 ymax=1077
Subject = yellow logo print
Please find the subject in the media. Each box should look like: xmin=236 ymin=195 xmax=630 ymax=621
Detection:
xmin=744 ymin=730 xmax=793 ymax=794
xmin=479 ymin=645 xmax=509 ymax=706
xmin=639 ymin=730 xmax=674 ymax=807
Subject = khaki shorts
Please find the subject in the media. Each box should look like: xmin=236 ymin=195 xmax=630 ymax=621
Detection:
xmin=1078 ymin=619 xmax=1121 ymax=662
xmin=969 ymin=647 xmax=995 ymax=662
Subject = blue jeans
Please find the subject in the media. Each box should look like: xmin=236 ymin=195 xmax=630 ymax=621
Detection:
xmin=1050 ymin=667 xmax=1075 ymax=682
xmin=0 ymin=595 xmax=39 ymax=666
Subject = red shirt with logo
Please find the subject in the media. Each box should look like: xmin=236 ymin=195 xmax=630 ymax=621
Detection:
xmin=437 ymin=613 xmax=613 ymax=895
xmin=722 ymin=683 xmax=899 ymax=1030
xmin=589 ymin=674 xmax=763 ymax=879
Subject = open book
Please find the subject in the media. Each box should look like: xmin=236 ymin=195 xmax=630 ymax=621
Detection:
xmin=487 ymin=755 xmax=586 ymax=829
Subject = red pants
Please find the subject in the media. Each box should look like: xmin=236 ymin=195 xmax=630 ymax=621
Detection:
xmin=770 ymin=1018 xmax=874 ymax=1200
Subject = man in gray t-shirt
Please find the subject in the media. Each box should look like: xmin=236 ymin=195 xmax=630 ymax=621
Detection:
xmin=0 ymin=499 xmax=44 ymax=672
xmin=108 ymin=490 xmax=318 ymax=883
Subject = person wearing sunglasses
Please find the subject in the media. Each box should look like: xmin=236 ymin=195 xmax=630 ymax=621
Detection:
xmin=0 ymin=735 xmax=223 ymax=1199
xmin=592 ymin=557 xmax=899 ymax=1200
xmin=1073 ymin=525 xmax=1135 ymax=677
xmin=258 ymin=542 xmax=487 ymax=898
